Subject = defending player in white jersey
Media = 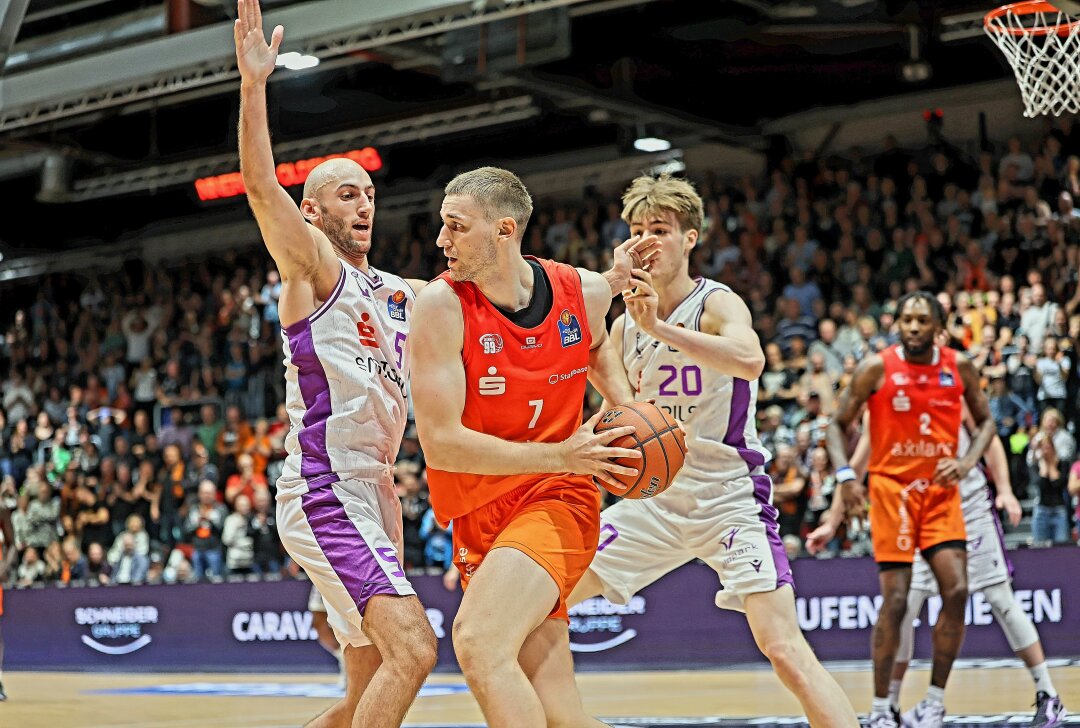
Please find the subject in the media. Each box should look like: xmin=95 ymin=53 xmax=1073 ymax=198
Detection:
xmin=809 ymin=399 xmax=1067 ymax=727
xmin=567 ymin=175 xmax=859 ymax=726
xmin=235 ymin=2 xmax=437 ymax=725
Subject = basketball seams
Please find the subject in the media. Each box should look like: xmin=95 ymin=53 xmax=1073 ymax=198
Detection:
xmin=593 ymin=402 xmax=687 ymax=498
xmin=620 ymin=402 xmax=673 ymax=495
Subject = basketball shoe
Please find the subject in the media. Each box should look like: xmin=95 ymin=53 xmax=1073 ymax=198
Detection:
xmin=865 ymin=712 xmax=898 ymax=728
xmin=1032 ymin=691 xmax=1067 ymax=727
xmin=902 ymin=699 xmax=945 ymax=727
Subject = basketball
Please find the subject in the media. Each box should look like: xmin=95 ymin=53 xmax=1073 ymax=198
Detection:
xmin=593 ymin=401 xmax=687 ymax=499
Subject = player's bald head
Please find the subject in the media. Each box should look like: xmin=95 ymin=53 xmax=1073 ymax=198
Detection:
xmin=303 ymin=158 xmax=371 ymax=200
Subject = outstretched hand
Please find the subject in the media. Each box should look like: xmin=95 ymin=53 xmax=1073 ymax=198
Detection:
xmin=234 ymin=0 xmax=284 ymax=84
xmin=562 ymin=410 xmax=642 ymax=492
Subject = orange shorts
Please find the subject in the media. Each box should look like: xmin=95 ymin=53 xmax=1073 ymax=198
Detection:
xmin=452 ymin=477 xmax=601 ymax=621
xmin=868 ymin=473 xmax=966 ymax=563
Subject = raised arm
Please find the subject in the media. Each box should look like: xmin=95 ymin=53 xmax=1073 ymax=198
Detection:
xmin=623 ymin=270 xmax=765 ymax=381
xmin=234 ymin=0 xmax=337 ymax=289
xmin=409 ymin=281 xmax=640 ymax=489
xmin=579 ymin=269 xmax=634 ymax=406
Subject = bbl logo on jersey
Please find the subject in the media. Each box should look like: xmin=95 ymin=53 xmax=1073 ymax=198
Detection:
xmin=387 ymin=290 xmax=407 ymax=321
xmin=557 ymin=309 xmax=582 ymax=347
xmin=939 ymin=369 xmax=955 ymax=387
xmin=479 ymin=333 xmax=504 ymax=355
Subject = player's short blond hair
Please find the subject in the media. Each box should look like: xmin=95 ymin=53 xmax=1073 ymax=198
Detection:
xmin=621 ymin=174 xmax=703 ymax=235
xmin=444 ymin=166 xmax=533 ymax=234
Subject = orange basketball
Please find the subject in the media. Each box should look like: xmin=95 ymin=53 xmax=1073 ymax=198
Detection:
xmin=593 ymin=401 xmax=687 ymax=499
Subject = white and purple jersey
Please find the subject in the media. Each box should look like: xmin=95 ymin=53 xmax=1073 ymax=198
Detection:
xmin=623 ymin=277 xmax=771 ymax=485
xmin=593 ymin=277 xmax=791 ymax=611
xmin=277 ymin=261 xmax=415 ymax=499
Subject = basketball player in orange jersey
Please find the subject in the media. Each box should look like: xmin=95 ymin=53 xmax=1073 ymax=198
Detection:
xmin=410 ymin=167 xmax=644 ymax=728
xmin=0 ymin=504 xmax=14 ymax=701
xmin=568 ymin=174 xmax=858 ymax=727
xmin=826 ymin=291 xmax=997 ymax=728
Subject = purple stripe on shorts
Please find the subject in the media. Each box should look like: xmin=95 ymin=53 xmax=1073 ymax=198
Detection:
xmin=724 ymin=378 xmax=767 ymax=470
xmin=301 ymin=486 xmax=401 ymax=614
xmin=987 ymin=489 xmax=1015 ymax=578
xmin=751 ymin=474 xmax=795 ymax=591
xmin=285 ymin=318 xmax=339 ymax=488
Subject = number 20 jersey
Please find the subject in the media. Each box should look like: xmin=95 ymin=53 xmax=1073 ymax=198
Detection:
xmin=623 ymin=277 xmax=770 ymax=485
xmin=276 ymin=261 xmax=414 ymax=499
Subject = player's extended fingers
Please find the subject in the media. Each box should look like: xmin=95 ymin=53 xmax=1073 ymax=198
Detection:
xmin=597 ymin=458 xmax=639 ymax=477
xmin=595 ymin=425 xmax=638 ymax=445
xmin=253 ymin=0 xmax=262 ymax=30
xmin=600 ymin=447 xmax=642 ymax=463
xmin=233 ymin=17 xmax=244 ymax=45
xmin=614 ymin=233 xmax=641 ymax=252
xmin=269 ymin=24 xmax=284 ymax=53
xmin=594 ymin=470 xmax=627 ymax=490
xmin=583 ymin=409 xmax=604 ymax=431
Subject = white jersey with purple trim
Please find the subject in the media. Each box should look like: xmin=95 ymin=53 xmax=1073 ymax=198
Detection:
xmin=276 ymin=261 xmax=415 ymax=500
xmin=911 ymin=426 xmax=1012 ymax=593
xmin=622 ymin=277 xmax=770 ymax=485
xmin=591 ymin=277 xmax=791 ymax=612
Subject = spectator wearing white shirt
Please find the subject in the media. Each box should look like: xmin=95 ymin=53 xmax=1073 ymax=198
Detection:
xmin=222 ymin=494 xmax=255 ymax=575
xmin=1 ymin=369 xmax=33 ymax=424
xmin=1020 ymin=284 xmax=1060 ymax=352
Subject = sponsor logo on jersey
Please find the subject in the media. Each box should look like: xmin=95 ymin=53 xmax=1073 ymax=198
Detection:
xmin=557 ymin=308 xmax=583 ymax=347
xmin=750 ymin=559 xmax=764 ymax=573
xmin=928 ymin=397 xmax=958 ymax=408
xmin=387 ymin=289 xmax=407 ymax=321
xmin=521 ymin=335 xmax=543 ymax=350
xmin=720 ymin=527 xmax=740 ymax=551
xmin=890 ymin=439 xmax=954 ymax=458
xmin=357 ymin=313 xmax=379 ymax=348
xmin=939 ymin=369 xmax=956 ymax=387
xmin=892 ymin=389 xmax=911 ymax=412
xmin=355 ymin=356 xmax=407 ymax=397
xmin=548 ymin=366 xmax=588 ymax=385
xmin=891 ymin=372 xmax=911 ymax=386
xmin=479 ymin=333 xmax=504 ymax=355
xmin=479 ymin=366 xmax=506 ymax=395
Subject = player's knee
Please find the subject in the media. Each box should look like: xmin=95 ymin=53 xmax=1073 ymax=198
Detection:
xmin=938 ymin=579 xmax=968 ymax=611
xmin=759 ymin=636 xmax=814 ymax=686
xmin=879 ymin=589 xmax=909 ymax=623
xmin=452 ymin=616 xmax=504 ymax=674
xmin=382 ymin=614 xmax=437 ymax=678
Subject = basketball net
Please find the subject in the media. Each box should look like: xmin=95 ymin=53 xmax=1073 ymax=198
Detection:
xmin=985 ymin=1 xmax=1080 ymax=117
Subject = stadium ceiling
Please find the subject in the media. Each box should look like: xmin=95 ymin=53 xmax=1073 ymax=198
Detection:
xmin=0 ymin=0 xmax=1008 ymax=254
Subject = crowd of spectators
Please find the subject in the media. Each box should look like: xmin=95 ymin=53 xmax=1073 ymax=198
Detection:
xmin=2 ymin=121 xmax=1080 ymax=589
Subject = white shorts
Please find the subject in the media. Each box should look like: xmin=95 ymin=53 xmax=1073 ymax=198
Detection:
xmin=278 ymin=479 xmax=415 ymax=648
xmin=911 ymin=508 xmax=1011 ymax=594
xmin=308 ymin=585 xmax=326 ymax=613
xmin=588 ymin=471 xmax=794 ymax=612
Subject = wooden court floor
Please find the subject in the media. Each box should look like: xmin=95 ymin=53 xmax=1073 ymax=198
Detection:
xmin=3 ymin=663 xmax=1077 ymax=727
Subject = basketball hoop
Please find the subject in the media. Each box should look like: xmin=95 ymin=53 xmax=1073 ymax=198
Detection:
xmin=985 ymin=1 xmax=1080 ymax=117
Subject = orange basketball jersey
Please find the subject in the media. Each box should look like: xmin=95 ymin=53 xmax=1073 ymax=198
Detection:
xmin=427 ymin=257 xmax=594 ymax=524
xmin=867 ymin=345 xmax=964 ymax=484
